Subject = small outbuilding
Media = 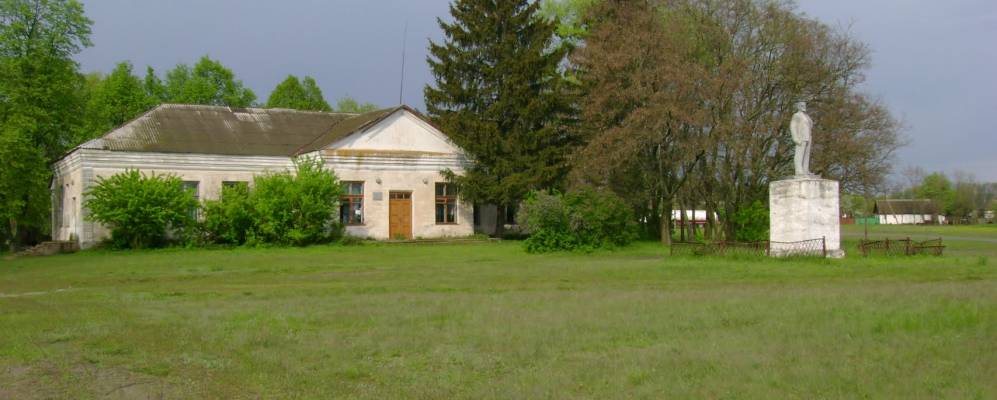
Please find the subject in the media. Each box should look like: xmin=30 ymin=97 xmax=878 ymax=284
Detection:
xmin=51 ymin=104 xmax=478 ymax=248
xmin=873 ymin=199 xmax=946 ymax=225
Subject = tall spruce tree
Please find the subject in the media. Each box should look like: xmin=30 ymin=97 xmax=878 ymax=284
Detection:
xmin=425 ymin=0 xmax=575 ymax=235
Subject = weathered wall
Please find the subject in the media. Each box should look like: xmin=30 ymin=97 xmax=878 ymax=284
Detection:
xmin=330 ymin=168 xmax=474 ymax=239
xmin=51 ymin=151 xmax=85 ymax=243
xmin=52 ymin=108 xmax=475 ymax=247
xmin=877 ymin=214 xmax=947 ymax=225
xmin=328 ymin=111 xmax=459 ymax=154
xmin=769 ymin=177 xmax=843 ymax=257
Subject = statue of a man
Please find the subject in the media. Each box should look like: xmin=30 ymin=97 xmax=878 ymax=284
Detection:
xmin=789 ymin=101 xmax=813 ymax=176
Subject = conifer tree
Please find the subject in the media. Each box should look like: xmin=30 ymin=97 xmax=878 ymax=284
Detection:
xmin=424 ymin=0 xmax=575 ymax=235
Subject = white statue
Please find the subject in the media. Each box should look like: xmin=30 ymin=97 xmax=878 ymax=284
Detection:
xmin=789 ymin=101 xmax=813 ymax=177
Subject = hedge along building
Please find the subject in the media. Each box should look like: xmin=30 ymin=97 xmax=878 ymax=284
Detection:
xmin=51 ymin=104 xmax=476 ymax=248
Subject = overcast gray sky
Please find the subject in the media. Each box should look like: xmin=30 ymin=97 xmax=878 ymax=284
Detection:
xmin=76 ymin=0 xmax=997 ymax=182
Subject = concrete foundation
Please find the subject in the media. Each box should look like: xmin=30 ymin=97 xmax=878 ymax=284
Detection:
xmin=769 ymin=177 xmax=843 ymax=257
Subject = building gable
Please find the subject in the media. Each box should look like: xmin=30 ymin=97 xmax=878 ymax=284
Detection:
xmin=322 ymin=109 xmax=462 ymax=155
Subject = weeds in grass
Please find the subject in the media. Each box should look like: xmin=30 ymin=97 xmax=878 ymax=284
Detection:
xmin=1 ymin=238 xmax=995 ymax=398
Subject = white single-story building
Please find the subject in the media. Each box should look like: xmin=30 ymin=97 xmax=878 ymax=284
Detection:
xmin=51 ymin=104 xmax=489 ymax=248
xmin=873 ymin=199 xmax=946 ymax=225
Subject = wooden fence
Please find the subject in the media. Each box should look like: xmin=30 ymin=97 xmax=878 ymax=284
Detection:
xmin=857 ymin=237 xmax=945 ymax=256
xmin=670 ymin=237 xmax=827 ymax=258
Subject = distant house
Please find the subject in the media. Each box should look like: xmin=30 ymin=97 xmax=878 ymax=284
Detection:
xmin=51 ymin=104 xmax=480 ymax=248
xmin=873 ymin=199 xmax=946 ymax=225
xmin=671 ymin=210 xmax=715 ymax=227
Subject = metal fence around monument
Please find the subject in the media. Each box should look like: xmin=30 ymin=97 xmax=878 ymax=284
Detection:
xmin=858 ymin=237 xmax=945 ymax=257
xmin=670 ymin=237 xmax=826 ymax=258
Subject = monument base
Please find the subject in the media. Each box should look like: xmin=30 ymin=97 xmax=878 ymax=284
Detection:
xmin=769 ymin=176 xmax=844 ymax=258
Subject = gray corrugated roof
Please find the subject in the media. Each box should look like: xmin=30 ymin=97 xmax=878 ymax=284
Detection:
xmin=75 ymin=104 xmax=393 ymax=157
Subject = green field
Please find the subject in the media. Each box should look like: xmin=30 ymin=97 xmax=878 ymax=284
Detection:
xmin=2 ymin=226 xmax=996 ymax=398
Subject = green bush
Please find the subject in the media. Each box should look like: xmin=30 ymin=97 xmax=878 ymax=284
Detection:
xmin=85 ymin=170 xmax=198 ymax=249
xmin=200 ymin=183 xmax=253 ymax=245
xmin=200 ymin=157 xmax=344 ymax=246
xmin=731 ymin=200 xmax=769 ymax=242
xmin=519 ymin=188 xmax=638 ymax=253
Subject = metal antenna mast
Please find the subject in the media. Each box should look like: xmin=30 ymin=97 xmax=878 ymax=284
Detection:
xmin=399 ymin=20 xmax=408 ymax=105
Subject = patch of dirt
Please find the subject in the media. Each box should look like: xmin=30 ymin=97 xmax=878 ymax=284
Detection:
xmin=1 ymin=361 xmax=182 ymax=399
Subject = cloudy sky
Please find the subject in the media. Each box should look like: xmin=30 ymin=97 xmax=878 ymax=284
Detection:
xmin=76 ymin=0 xmax=997 ymax=182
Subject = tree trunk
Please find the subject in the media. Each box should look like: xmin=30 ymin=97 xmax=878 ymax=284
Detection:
xmin=679 ymin=203 xmax=687 ymax=242
xmin=8 ymin=218 xmax=17 ymax=253
xmin=705 ymin=204 xmax=715 ymax=241
xmin=660 ymin=198 xmax=672 ymax=246
xmin=494 ymin=204 xmax=506 ymax=238
xmin=648 ymin=197 xmax=660 ymax=240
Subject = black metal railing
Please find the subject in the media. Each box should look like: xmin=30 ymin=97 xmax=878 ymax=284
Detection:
xmin=858 ymin=237 xmax=944 ymax=257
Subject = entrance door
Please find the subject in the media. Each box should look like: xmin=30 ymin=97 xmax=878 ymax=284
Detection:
xmin=388 ymin=191 xmax=412 ymax=240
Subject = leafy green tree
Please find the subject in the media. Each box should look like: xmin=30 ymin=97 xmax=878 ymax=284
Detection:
xmin=914 ymin=173 xmax=954 ymax=215
xmin=540 ymin=0 xmax=598 ymax=48
xmin=81 ymin=61 xmax=157 ymax=137
xmin=425 ymin=0 xmax=576 ymax=236
xmin=266 ymin=75 xmax=332 ymax=111
xmin=0 ymin=120 xmax=50 ymax=252
xmin=0 ymin=0 xmax=92 ymax=248
xmin=143 ymin=66 xmax=167 ymax=102
xmin=158 ymin=56 xmax=256 ymax=107
xmin=0 ymin=0 xmax=92 ymax=158
xmin=335 ymin=96 xmax=378 ymax=113
xmin=84 ymin=170 xmax=198 ymax=249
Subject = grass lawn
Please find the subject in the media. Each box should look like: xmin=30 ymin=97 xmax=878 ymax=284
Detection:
xmin=1 ymin=228 xmax=995 ymax=398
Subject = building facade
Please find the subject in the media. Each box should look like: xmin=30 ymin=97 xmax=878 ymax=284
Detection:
xmin=873 ymin=199 xmax=947 ymax=225
xmin=51 ymin=104 xmax=475 ymax=248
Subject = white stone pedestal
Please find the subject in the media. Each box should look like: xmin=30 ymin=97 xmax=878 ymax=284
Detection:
xmin=769 ymin=177 xmax=844 ymax=257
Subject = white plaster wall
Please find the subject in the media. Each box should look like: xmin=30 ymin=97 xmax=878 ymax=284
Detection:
xmin=328 ymin=111 xmax=461 ymax=154
xmin=333 ymin=169 xmax=474 ymax=239
xmin=55 ymin=108 xmax=474 ymax=247
xmin=769 ymin=177 xmax=842 ymax=257
xmin=51 ymin=156 xmax=84 ymax=242
xmin=878 ymin=214 xmax=945 ymax=225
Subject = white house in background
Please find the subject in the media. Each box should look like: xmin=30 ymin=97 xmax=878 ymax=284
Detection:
xmin=670 ymin=210 xmax=717 ymax=227
xmin=873 ymin=199 xmax=946 ymax=225
xmin=51 ymin=104 xmax=481 ymax=248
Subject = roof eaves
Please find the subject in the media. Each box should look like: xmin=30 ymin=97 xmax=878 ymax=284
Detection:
xmin=50 ymin=103 xmax=166 ymax=166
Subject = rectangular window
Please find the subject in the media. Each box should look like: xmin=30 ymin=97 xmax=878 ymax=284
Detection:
xmin=473 ymin=203 xmax=481 ymax=226
xmin=182 ymin=181 xmax=200 ymax=219
xmin=435 ymin=183 xmax=457 ymax=224
xmin=340 ymin=181 xmax=364 ymax=225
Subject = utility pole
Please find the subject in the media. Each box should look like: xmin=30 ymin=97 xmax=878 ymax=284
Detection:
xmin=399 ymin=20 xmax=408 ymax=105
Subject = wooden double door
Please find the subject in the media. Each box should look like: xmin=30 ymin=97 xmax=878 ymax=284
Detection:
xmin=388 ymin=191 xmax=412 ymax=240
